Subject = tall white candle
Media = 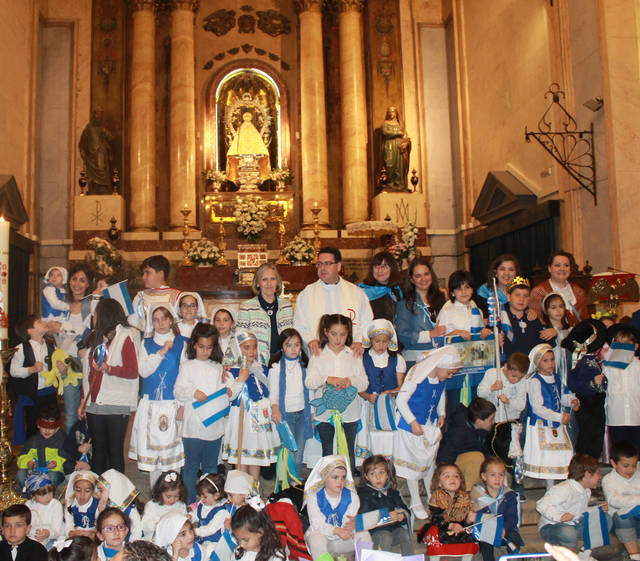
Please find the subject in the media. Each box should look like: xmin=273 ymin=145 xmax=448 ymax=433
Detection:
xmin=0 ymin=217 xmax=9 ymax=340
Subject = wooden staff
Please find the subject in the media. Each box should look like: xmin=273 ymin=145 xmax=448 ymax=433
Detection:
xmin=491 ymin=275 xmax=508 ymax=421
xmin=236 ymin=356 xmax=249 ymax=470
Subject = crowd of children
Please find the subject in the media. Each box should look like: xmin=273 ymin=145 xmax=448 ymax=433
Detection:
xmin=5 ymin=253 xmax=640 ymax=561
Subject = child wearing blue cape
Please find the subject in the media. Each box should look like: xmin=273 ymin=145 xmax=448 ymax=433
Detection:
xmin=268 ymin=328 xmax=313 ymax=479
xmin=221 ymin=330 xmax=278 ymax=481
xmin=303 ymin=455 xmax=370 ymax=560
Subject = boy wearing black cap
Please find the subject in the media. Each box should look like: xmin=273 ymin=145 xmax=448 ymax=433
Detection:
xmin=563 ymin=319 xmax=608 ymax=459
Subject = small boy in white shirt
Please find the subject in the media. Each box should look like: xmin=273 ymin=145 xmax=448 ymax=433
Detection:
xmin=24 ymin=473 xmax=64 ymax=549
xmin=537 ymin=454 xmax=612 ymax=555
xmin=602 ymin=441 xmax=640 ymax=561
xmin=604 ymin=324 xmax=640 ymax=453
xmin=477 ymin=351 xmax=528 ymax=422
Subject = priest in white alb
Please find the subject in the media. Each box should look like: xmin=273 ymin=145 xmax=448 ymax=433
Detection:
xmin=294 ymin=247 xmax=374 ymax=357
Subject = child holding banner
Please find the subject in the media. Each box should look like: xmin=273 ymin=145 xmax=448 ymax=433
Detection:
xmin=602 ymin=441 xmax=640 ymax=561
xmin=537 ymin=454 xmax=612 ymax=556
xmin=175 ymin=323 xmax=240 ymax=503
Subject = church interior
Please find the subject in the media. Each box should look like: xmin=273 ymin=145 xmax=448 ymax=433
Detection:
xmin=1 ymin=0 xmax=639 ymax=326
xmin=1 ymin=1 xmax=640 ymax=556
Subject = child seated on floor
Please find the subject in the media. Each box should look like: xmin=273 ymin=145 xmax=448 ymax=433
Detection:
xmin=24 ymin=473 xmax=63 ymax=549
xmin=537 ymin=454 xmax=612 ymax=557
xmin=303 ymin=454 xmax=370 ymax=560
xmin=602 ymin=441 xmax=640 ymax=561
xmin=0 ymin=504 xmax=47 ymax=561
xmin=64 ymin=470 xmax=100 ymax=538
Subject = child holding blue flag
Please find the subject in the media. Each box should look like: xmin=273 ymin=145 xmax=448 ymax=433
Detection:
xmin=303 ymin=455 xmax=370 ymax=559
xmin=602 ymin=441 xmax=640 ymax=561
xmin=268 ymin=328 xmax=312 ymax=480
xmin=174 ymin=323 xmax=237 ymax=503
xmin=537 ymin=454 xmax=612 ymax=556
xmin=471 ymin=456 xmax=523 ymax=561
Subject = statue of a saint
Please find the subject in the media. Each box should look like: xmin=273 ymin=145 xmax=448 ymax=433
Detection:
xmin=380 ymin=106 xmax=411 ymax=192
xmin=226 ymin=112 xmax=271 ymax=183
xmin=79 ymin=108 xmax=114 ymax=195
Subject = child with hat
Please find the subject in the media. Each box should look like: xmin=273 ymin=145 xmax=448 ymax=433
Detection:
xmin=523 ymin=344 xmax=579 ymax=488
xmin=154 ymin=511 xmax=208 ymax=561
xmin=563 ymin=319 xmax=608 ymax=459
xmin=41 ymin=266 xmax=69 ymax=321
xmin=358 ymin=319 xmax=406 ymax=458
xmin=24 ymin=473 xmax=63 ymax=548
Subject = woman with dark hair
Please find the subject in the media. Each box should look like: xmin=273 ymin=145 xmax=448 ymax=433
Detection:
xmin=474 ymin=254 xmax=521 ymax=317
xmin=49 ymin=263 xmax=95 ymax=433
xmin=80 ymin=298 xmax=139 ymax=474
xmin=395 ymin=257 xmax=447 ymax=367
xmin=359 ymin=250 xmax=404 ymax=322
xmin=530 ymin=251 xmax=587 ymax=326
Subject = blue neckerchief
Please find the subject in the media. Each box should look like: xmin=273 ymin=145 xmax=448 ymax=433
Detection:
xmin=317 ymin=487 xmax=352 ymax=526
xmin=478 ymin=283 xmax=507 ymax=305
xmin=475 ymin=485 xmax=506 ymax=514
xmin=229 ymin=366 xmax=269 ymax=405
xmin=102 ymin=545 xmax=120 ymax=560
xmin=366 ymin=482 xmax=390 ymax=498
xmin=280 ymin=356 xmax=313 ymax=439
xmin=359 ymin=283 xmax=402 ymax=302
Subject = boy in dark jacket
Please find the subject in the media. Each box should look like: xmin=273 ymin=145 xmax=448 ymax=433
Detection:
xmin=501 ymin=277 xmax=548 ymax=357
xmin=16 ymin=404 xmax=71 ymax=490
xmin=0 ymin=504 xmax=47 ymax=561
xmin=357 ymin=455 xmax=412 ymax=555
xmin=437 ymin=397 xmax=496 ymax=490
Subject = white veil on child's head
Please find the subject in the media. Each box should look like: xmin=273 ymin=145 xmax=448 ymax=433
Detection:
xmin=303 ymin=454 xmax=355 ymax=506
xmin=98 ymin=469 xmax=139 ymax=511
xmin=65 ymin=470 xmax=98 ymax=507
xmin=406 ymin=346 xmax=463 ymax=385
xmin=144 ymin=302 xmax=179 ymax=337
xmin=527 ymin=343 xmax=554 ymax=375
xmin=362 ymin=319 xmax=399 ymax=351
xmin=175 ymin=291 xmax=207 ymax=323
xmin=153 ymin=511 xmax=189 ymax=549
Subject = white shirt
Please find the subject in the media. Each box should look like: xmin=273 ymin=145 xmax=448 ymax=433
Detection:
xmin=437 ymin=300 xmax=482 ymax=334
xmin=10 ymin=339 xmax=50 ymax=390
xmin=141 ymin=501 xmax=187 ymax=539
xmin=604 ymin=358 xmax=640 ymax=426
xmin=536 ymin=478 xmax=590 ymax=528
xmin=306 ymin=346 xmax=368 ymax=422
xmin=177 ymin=320 xmax=196 ymax=339
xmin=602 ymin=469 xmax=640 ymax=515
xmin=396 ymin=373 xmax=446 ymax=425
xmin=306 ymin=490 xmax=360 ymax=536
xmin=293 ymin=278 xmax=374 ymax=344
xmin=174 ymin=359 xmax=241 ymax=440
xmin=269 ymin=359 xmax=305 ymax=412
xmin=526 ymin=372 xmax=575 ymax=424
xmin=477 ymin=367 xmax=526 ymax=422
xmin=26 ymin=498 xmax=64 ymax=542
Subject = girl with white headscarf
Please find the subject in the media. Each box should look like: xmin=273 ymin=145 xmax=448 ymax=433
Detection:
xmin=303 ymin=455 xmax=370 ymax=559
xmin=129 ymin=304 xmax=187 ymax=488
xmin=393 ymin=345 xmax=462 ymax=520
xmin=154 ymin=511 xmax=210 ymax=561
xmin=175 ymin=292 xmax=207 ymax=339
xmin=523 ymin=343 xmax=579 ymax=488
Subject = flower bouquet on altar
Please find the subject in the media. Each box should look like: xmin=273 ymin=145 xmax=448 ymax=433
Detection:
xmin=388 ymin=222 xmax=419 ymax=261
xmin=86 ymin=237 xmax=122 ymax=276
xmin=233 ymin=195 xmax=270 ymax=241
xmin=187 ymin=239 xmax=222 ymax=266
xmin=282 ymin=236 xmax=314 ymax=265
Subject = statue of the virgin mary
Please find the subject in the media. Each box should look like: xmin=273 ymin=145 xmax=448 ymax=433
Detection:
xmin=226 ymin=112 xmax=271 ymax=182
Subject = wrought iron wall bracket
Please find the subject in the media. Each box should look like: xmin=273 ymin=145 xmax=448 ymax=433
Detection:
xmin=525 ymin=83 xmax=597 ymax=205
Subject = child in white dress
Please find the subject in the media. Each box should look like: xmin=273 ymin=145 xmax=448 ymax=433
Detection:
xmin=24 ymin=473 xmax=63 ymax=549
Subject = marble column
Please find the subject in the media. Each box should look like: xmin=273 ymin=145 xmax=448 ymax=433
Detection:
xmin=169 ymin=1 xmax=197 ymax=229
xmin=297 ymin=0 xmax=330 ymax=226
xmin=338 ymin=0 xmax=368 ymax=224
xmin=129 ymin=0 xmax=156 ymax=230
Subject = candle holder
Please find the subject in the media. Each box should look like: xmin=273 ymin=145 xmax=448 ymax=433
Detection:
xmin=217 ymin=222 xmax=229 ymax=266
xmin=275 ymin=219 xmax=288 ymax=265
xmin=180 ymin=206 xmax=193 ymax=267
xmin=310 ymin=205 xmax=322 ymax=264
xmin=0 ymin=341 xmax=23 ymax=509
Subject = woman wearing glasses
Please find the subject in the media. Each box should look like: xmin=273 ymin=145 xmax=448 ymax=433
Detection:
xmin=396 ymin=257 xmax=447 ymax=368
xmin=359 ymin=251 xmax=404 ymax=323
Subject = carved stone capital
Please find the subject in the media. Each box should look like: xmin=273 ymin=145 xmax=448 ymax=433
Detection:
xmin=337 ymin=0 xmax=365 ymax=12
xmin=295 ymin=0 xmax=324 ymax=14
xmin=170 ymin=0 xmax=199 ymax=11
xmin=129 ymin=0 xmax=156 ymax=12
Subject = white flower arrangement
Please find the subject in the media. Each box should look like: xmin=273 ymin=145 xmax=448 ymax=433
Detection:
xmin=233 ymin=196 xmax=270 ymax=241
xmin=282 ymin=236 xmax=315 ymax=264
xmin=187 ymin=239 xmax=222 ymax=265
xmin=269 ymin=167 xmax=291 ymax=183
xmin=388 ymin=222 xmax=419 ymax=260
xmin=86 ymin=237 xmax=122 ymax=276
xmin=202 ymin=169 xmax=227 ymax=183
